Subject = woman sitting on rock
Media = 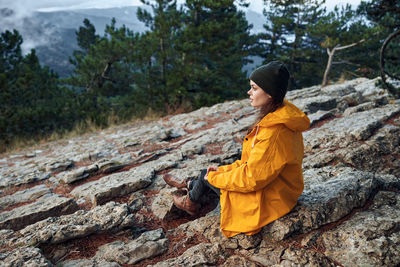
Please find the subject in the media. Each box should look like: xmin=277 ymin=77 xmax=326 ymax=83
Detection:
xmin=163 ymin=61 xmax=310 ymax=238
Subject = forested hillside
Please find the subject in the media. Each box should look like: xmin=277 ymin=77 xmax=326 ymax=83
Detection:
xmin=0 ymin=0 xmax=399 ymax=152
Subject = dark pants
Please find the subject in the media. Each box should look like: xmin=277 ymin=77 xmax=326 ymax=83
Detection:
xmin=188 ymin=169 xmax=220 ymax=202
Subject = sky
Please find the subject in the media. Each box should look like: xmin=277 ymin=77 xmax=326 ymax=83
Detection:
xmin=0 ymin=0 xmax=363 ymax=13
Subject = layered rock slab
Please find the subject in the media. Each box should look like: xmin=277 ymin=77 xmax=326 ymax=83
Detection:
xmin=0 ymin=194 xmax=77 ymax=231
xmin=242 ymin=241 xmax=335 ymax=267
xmin=95 ymin=228 xmax=168 ymax=265
xmin=0 ymin=247 xmax=53 ymax=267
xmin=0 ymin=169 xmax=50 ymax=188
xmin=150 ymin=243 xmax=223 ymax=267
xmin=321 ymin=191 xmax=400 ymax=267
xmin=262 ymin=168 xmax=379 ymax=240
xmin=0 ymin=77 xmax=399 ymax=266
xmin=70 ymin=164 xmax=155 ymax=205
xmin=304 ymin=103 xmax=400 ymax=150
xmin=17 ymin=202 xmax=133 ymax=246
xmin=0 ymin=184 xmax=51 ymax=211
xmin=60 ymin=259 xmax=120 ymax=267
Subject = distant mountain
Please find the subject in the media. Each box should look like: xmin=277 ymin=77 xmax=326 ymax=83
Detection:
xmin=33 ymin=6 xmax=148 ymax=77
xmin=0 ymin=6 xmax=147 ymax=77
xmin=1 ymin=6 xmax=265 ymax=78
xmin=37 ymin=7 xmax=147 ymax=36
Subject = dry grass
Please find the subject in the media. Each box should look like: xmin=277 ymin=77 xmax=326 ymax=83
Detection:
xmin=0 ymin=105 xmax=187 ymax=157
xmin=0 ymin=119 xmax=104 ymax=156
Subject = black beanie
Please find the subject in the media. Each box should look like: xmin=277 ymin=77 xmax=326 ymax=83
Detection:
xmin=249 ymin=61 xmax=290 ymax=103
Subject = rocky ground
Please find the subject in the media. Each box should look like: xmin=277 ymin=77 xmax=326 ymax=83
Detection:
xmin=1 ymin=77 xmax=399 ymax=267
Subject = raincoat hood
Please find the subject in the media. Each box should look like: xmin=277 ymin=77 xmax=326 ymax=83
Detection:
xmin=258 ymin=100 xmax=310 ymax=132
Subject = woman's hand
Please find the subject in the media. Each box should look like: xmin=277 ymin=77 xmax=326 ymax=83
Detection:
xmin=205 ymin=166 xmax=219 ymax=180
xmin=207 ymin=166 xmax=219 ymax=172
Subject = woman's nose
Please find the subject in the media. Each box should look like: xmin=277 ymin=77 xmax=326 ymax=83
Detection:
xmin=247 ymin=89 xmax=251 ymax=95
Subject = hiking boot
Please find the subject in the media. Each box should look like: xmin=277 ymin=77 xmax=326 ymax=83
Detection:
xmin=173 ymin=193 xmax=198 ymax=216
xmin=163 ymin=174 xmax=188 ymax=189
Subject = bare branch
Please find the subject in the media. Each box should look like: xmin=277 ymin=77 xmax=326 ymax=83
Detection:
xmin=334 ymin=39 xmax=366 ymax=51
xmin=101 ymin=62 xmax=113 ymax=81
xmin=332 ymin=61 xmax=361 ymax=66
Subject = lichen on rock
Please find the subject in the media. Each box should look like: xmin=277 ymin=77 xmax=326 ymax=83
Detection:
xmin=0 ymin=77 xmax=399 ymax=266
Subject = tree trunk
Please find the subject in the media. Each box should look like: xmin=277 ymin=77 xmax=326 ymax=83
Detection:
xmin=160 ymin=37 xmax=168 ymax=105
xmin=322 ymin=48 xmax=335 ymax=86
xmin=322 ymin=39 xmax=366 ymax=86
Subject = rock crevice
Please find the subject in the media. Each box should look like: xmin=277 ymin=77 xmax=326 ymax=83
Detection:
xmin=0 ymin=77 xmax=399 ymax=266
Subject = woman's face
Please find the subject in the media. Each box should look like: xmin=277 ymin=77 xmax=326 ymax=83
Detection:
xmin=248 ymin=80 xmax=272 ymax=108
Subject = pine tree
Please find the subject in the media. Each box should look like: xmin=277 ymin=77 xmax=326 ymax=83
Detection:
xmin=65 ymin=18 xmax=141 ymax=125
xmin=358 ymin=0 xmax=400 ymax=30
xmin=69 ymin=19 xmax=99 ymax=71
xmin=261 ymin=0 xmax=327 ymax=89
xmin=358 ymin=0 xmax=400 ymax=97
xmin=175 ymin=0 xmax=255 ymax=108
xmin=309 ymin=4 xmax=378 ymax=85
xmin=137 ymin=0 xmax=184 ymax=109
xmin=0 ymin=30 xmax=77 ymax=148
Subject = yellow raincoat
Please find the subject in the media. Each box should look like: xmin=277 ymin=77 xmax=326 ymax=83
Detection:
xmin=207 ymin=100 xmax=310 ymax=237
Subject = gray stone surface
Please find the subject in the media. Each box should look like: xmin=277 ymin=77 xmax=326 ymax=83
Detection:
xmin=321 ymin=191 xmax=400 ymax=267
xmin=0 ymin=169 xmax=50 ymax=188
xmin=45 ymin=159 xmax=73 ymax=172
xmin=307 ymin=110 xmax=335 ymax=127
xmin=337 ymin=124 xmax=400 ymax=176
xmin=320 ymin=82 xmax=356 ymax=97
xmin=222 ymin=255 xmax=258 ymax=267
xmin=304 ymin=116 xmax=400 ymax=176
xmin=60 ymin=164 xmax=99 ymax=184
xmin=97 ymin=158 xmax=130 ymax=174
xmin=0 ymin=194 xmax=77 ymax=231
xmin=0 ymin=247 xmax=53 ymax=267
xmin=61 ymin=259 xmax=120 ymax=267
xmin=292 ymin=95 xmax=337 ymax=114
xmin=0 ymin=229 xmax=15 ymax=247
xmin=244 ymin=241 xmax=284 ymax=266
xmin=262 ymin=169 xmax=379 ymax=240
xmin=278 ymin=247 xmax=336 ymax=267
xmin=343 ymin=101 xmax=376 ymax=116
xmin=96 ymin=228 xmax=168 ymax=265
xmin=150 ymin=188 xmax=176 ymax=220
xmin=18 ymin=202 xmax=134 ymax=246
xmin=303 ymin=103 xmax=400 ymax=150
xmin=242 ymin=238 xmax=335 ymax=267
xmin=70 ymin=164 xmax=154 ymax=205
xmin=0 ymin=185 xmax=51 ymax=210
xmin=150 ymin=243 xmax=223 ymax=267
xmin=0 ymin=77 xmax=399 ymax=266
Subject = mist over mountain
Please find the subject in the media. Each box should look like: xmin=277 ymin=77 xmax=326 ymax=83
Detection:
xmin=35 ymin=7 xmax=149 ymax=77
xmin=1 ymin=6 xmax=148 ymax=77
xmin=1 ymin=6 xmax=265 ymax=77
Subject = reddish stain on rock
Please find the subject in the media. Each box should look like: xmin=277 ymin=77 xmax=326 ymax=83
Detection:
xmin=0 ymin=199 xmax=37 ymax=213
xmin=77 ymin=199 xmax=93 ymax=211
xmin=40 ymin=230 xmax=131 ymax=263
xmin=308 ymin=115 xmax=341 ymax=130
xmin=0 ymin=181 xmax=44 ymax=198
xmin=135 ymin=231 xmax=210 ymax=267
xmin=204 ymin=142 xmax=224 ymax=155
xmin=51 ymin=183 xmax=74 ymax=197
xmin=384 ymin=112 xmax=400 ymax=125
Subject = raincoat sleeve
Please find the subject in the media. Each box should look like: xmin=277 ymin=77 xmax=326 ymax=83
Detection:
xmin=217 ymin=160 xmax=241 ymax=172
xmin=208 ymin=130 xmax=287 ymax=193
